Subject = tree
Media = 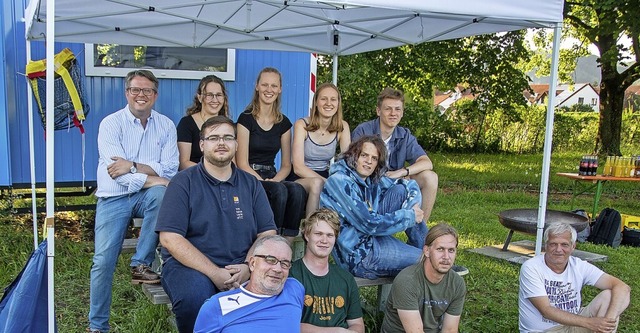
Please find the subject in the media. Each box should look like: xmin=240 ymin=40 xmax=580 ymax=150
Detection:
xmin=317 ymin=31 xmax=531 ymax=152
xmin=563 ymin=0 xmax=640 ymax=155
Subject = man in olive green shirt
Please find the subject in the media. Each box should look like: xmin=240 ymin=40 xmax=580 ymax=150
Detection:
xmin=382 ymin=223 xmax=466 ymax=333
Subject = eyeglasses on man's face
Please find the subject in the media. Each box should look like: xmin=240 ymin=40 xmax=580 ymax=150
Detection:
xmin=253 ymin=254 xmax=291 ymax=269
xmin=202 ymin=135 xmax=236 ymax=143
xmin=127 ymin=87 xmax=156 ymax=96
xmin=202 ymin=93 xmax=225 ymax=101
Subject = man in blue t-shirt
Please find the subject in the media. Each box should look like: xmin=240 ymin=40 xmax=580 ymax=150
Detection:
xmin=156 ymin=116 xmax=277 ymax=333
xmin=352 ymin=87 xmax=438 ymax=223
xmin=194 ymin=235 xmax=304 ymax=333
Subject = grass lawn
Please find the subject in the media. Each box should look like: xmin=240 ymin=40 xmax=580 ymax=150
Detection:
xmin=1 ymin=152 xmax=639 ymax=332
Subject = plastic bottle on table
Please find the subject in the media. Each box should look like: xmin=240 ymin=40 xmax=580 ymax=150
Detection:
xmin=579 ymin=155 xmax=587 ymax=175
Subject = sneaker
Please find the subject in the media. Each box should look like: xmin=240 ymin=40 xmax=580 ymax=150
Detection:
xmin=86 ymin=328 xmax=103 ymax=333
xmin=452 ymin=265 xmax=469 ymax=276
xmin=131 ymin=264 xmax=160 ymax=284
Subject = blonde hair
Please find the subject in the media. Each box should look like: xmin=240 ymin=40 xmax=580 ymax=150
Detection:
xmin=420 ymin=223 xmax=459 ymax=263
xmin=246 ymin=67 xmax=283 ymax=123
xmin=300 ymin=208 xmax=341 ymax=241
xmin=305 ymin=83 xmax=344 ymax=133
xmin=377 ymin=87 xmax=404 ymax=109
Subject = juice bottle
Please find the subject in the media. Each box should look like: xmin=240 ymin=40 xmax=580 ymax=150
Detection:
xmin=603 ymin=156 xmax=612 ymax=176
xmin=622 ymin=157 xmax=629 ymax=178
xmin=613 ymin=156 xmax=621 ymax=177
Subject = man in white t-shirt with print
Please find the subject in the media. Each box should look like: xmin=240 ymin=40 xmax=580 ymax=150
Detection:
xmin=519 ymin=222 xmax=630 ymax=333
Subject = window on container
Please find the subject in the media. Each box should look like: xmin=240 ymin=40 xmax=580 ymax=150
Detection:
xmin=85 ymin=44 xmax=236 ymax=81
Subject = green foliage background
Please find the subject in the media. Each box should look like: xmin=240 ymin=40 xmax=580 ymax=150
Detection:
xmin=318 ymin=48 xmax=640 ymax=155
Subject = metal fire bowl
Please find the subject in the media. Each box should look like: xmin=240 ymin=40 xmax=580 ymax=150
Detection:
xmin=498 ymin=209 xmax=589 ymax=235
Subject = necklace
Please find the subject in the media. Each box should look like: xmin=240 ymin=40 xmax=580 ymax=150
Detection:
xmin=199 ymin=111 xmax=206 ymax=124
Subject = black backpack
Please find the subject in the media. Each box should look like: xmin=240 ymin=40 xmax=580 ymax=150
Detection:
xmin=587 ymin=208 xmax=622 ymax=248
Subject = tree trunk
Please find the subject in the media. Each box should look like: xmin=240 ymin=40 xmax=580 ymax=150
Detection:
xmin=597 ymin=76 xmax=625 ymax=156
xmin=473 ymin=109 xmax=487 ymax=152
xmin=595 ymin=32 xmax=626 ymax=156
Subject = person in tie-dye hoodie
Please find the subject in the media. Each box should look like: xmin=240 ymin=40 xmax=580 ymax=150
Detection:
xmin=319 ymin=135 xmax=428 ymax=279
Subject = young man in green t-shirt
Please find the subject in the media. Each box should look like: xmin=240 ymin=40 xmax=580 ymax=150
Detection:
xmin=289 ymin=208 xmax=365 ymax=333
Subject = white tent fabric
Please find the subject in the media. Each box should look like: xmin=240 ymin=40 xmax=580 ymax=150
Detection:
xmin=25 ymin=0 xmax=562 ymax=55
xmin=23 ymin=1 xmax=564 ymax=332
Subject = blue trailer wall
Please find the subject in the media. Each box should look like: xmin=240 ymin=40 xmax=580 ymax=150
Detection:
xmin=2 ymin=1 xmax=312 ymax=187
xmin=0 ymin=0 xmax=11 ymax=187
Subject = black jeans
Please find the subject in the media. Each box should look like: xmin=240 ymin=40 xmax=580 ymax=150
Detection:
xmin=256 ymin=168 xmax=306 ymax=236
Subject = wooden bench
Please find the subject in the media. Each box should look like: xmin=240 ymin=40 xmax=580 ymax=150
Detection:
xmin=141 ymin=274 xmax=393 ymax=311
xmin=140 ymin=236 xmax=468 ymax=314
xmin=354 ymin=276 xmax=394 ymax=313
xmin=142 ymin=283 xmax=171 ymax=305
xmin=121 ymin=218 xmax=143 ymax=253
xmin=141 ymin=236 xmax=395 ymax=312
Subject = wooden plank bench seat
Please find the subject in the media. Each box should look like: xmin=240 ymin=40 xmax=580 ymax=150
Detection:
xmin=121 ymin=218 xmax=144 ymax=253
xmin=142 ymin=275 xmax=394 ymax=310
xmin=142 ymin=283 xmax=171 ymax=305
xmin=140 ymin=237 xmax=397 ymax=312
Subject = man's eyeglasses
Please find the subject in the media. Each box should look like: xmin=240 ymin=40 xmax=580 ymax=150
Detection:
xmin=202 ymin=135 xmax=236 ymax=143
xmin=253 ymin=254 xmax=291 ymax=269
xmin=127 ymin=87 xmax=156 ymax=96
xmin=202 ymin=93 xmax=225 ymax=101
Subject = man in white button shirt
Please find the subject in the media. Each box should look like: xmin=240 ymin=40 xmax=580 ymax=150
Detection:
xmin=88 ymin=69 xmax=179 ymax=333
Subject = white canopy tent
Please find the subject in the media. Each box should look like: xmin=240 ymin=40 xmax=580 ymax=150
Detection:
xmin=23 ymin=0 xmax=564 ymax=331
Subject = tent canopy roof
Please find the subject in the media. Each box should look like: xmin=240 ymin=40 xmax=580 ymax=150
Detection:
xmin=25 ymin=0 xmax=564 ymax=55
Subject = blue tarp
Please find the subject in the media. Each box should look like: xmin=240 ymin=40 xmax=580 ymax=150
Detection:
xmin=0 ymin=240 xmax=56 ymax=333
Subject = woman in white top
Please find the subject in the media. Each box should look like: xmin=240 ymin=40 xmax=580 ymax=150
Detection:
xmin=290 ymin=83 xmax=350 ymax=217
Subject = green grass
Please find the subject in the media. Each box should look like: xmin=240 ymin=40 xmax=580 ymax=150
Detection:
xmin=1 ymin=151 xmax=639 ymax=332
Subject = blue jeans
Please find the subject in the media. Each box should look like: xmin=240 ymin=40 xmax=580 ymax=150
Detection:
xmin=89 ymin=186 xmax=165 ymax=332
xmin=161 ymin=259 xmax=220 ymax=333
xmin=352 ymin=184 xmax=429 ymax=279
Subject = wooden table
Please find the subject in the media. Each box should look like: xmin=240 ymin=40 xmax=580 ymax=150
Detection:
xmin=556 ymin=173 xmax=640 ymax=217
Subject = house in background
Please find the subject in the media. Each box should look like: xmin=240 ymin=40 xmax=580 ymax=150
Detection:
xmin=434 ymin=82 xmax=640 ymax=113
xmin=434 ymin=85 xmax=476 ymax=114
xmin=524 ymin=83 xmax=600 ymax=111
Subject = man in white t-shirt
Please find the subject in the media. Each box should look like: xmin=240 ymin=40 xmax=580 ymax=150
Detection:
xmin=518 ymin=222 xmax=630 ymax=333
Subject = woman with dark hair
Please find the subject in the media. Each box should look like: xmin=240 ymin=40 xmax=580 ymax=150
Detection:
xmin=236 ymin=67 xmax=305 ymax=240
xmin=320 ymin=135 xmax=428 ymax=279
xmin=290 ymin=83 xmax=350 ymax=217
xmin=176 ymin=75 xmax=230 ymax=170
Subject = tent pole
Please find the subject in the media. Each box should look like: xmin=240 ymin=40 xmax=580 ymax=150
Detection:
xmin=332 ymin=54 xmax=338 ymax=85
xmin=46 ymin=0 xmax=56 ymax=331
xmin=25 ymin=40 xmax=38 ymax=251
xmin=535 ymin=23 xmax=562 ymax=255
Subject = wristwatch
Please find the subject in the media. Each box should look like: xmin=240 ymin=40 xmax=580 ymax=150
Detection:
xmin=130 ymin=161 xmax=137 ymax=174
xmin=405 ymin=167 xmax=410 ymax=176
